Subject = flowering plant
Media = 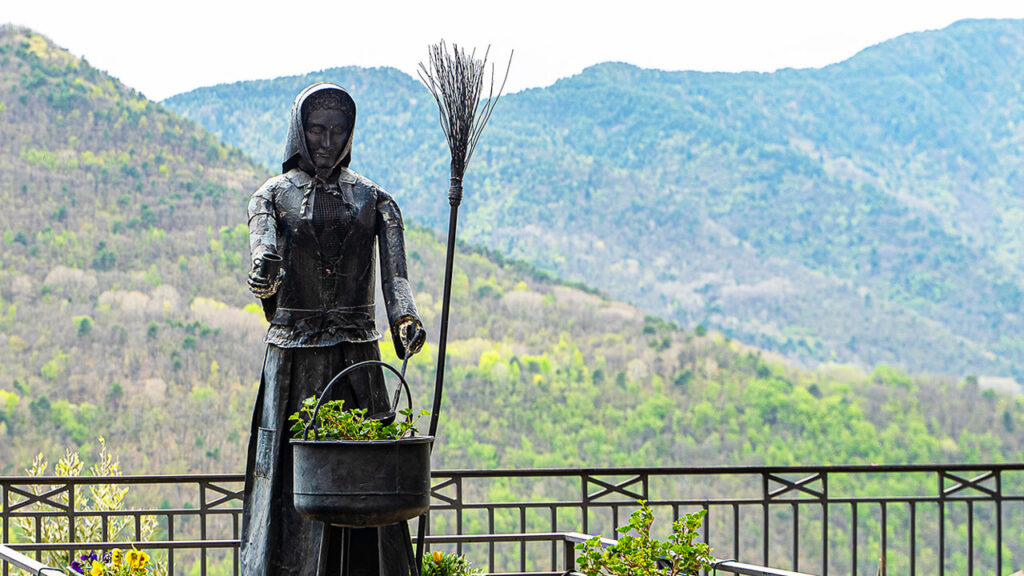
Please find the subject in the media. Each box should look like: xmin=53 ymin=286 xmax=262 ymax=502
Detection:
xmin=421 ymin=550 xmax=483 ymax=576
xmin=69 ymin=548 xmax=151 ymax=576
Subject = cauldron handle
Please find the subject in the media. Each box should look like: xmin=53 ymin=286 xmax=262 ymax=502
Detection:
xmin=301 ymin=360 xmax=414 ymax=440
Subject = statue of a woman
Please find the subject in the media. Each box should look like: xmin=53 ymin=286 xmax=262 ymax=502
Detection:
xmin=242 ymin=82 xmax=425 ymax=576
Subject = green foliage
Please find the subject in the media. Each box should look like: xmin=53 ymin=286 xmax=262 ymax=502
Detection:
xmin=289 ymin=396 xmax=428 ymax=440
xmin=74 ymin=315 xmax=93 ymax=337
xmin=92 ymin=240 xmax=116 ymax=271
xmin=577 ymin=501 xmax=713 ymax=576
xmin=16 ymin=438 xmax=159 ymax=569
xmin=0 ymin=388 xmax=19 ymax=432
xmin=422 ymin=551 xmax=483 ymax=576
xmin=41 ymin=350 xmax=68 ymax=380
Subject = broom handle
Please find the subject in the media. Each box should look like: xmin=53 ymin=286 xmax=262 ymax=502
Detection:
xmin=429 ymin=176 xmax=462 ymax=439
xmin=417 ymin=177 xmax=462 ymax=569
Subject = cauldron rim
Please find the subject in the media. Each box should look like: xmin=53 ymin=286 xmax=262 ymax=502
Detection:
xmin=290 ymin=435 xmax=434 ymax=446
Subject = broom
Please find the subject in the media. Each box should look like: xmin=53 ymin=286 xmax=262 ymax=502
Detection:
xmin=415 ymin=40 xmax=510 ymax=567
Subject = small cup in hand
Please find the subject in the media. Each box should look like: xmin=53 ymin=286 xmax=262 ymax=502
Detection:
xmin=249 ymin=253 xmax=284 ymax=298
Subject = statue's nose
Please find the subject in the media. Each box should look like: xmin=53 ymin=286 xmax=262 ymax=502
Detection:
xmin=323 ymin=131 xmax=332 ymax=147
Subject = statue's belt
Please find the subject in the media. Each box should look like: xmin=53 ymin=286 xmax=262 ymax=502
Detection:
xmin=271 ymin=306 xmax=377 ymax=335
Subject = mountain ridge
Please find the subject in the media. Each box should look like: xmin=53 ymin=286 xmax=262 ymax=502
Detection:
xmin=165 ymin=18 xmax=1024 ymax=379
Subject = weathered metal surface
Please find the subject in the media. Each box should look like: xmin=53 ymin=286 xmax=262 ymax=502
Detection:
xmin=292 ymin=437 xmax=433 ymax=527
xmin=242 ymin=82 xmax=425 ymax=576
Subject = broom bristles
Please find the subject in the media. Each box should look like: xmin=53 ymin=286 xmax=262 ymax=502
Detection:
xmin=418 ymin=41 xmax=511 ymax=182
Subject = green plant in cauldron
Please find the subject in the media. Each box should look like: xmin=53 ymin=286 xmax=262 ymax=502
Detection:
xmin=289 ymin=396 xmax=428 ymax=440
xmin=422 ymin=550 xmax=484 ymax=576
xmin=577 ymin=501 xmax=714 ymax=576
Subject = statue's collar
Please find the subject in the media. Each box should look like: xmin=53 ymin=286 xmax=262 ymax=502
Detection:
xmin=285 ymin=167 xmax=356 ymax=188
xmin=285 ymin=168 xmax=357 ymax=216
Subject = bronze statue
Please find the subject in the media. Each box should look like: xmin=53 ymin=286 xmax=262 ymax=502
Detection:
xmin=242 ymin=82 xmax=425 ymax=576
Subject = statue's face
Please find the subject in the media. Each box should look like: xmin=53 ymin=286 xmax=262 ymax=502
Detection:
xmin=304 ymin=108 xmax=350 ymax=171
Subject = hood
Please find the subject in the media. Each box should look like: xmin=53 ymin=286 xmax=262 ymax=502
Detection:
xmin=282 ymin=82 xmax=357 ymax=175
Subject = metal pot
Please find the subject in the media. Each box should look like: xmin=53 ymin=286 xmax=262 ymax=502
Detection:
xmin=292 ymin=435 xmax=432 ymax=527
xmin=290 ymin=359 xmax=433 ymax=527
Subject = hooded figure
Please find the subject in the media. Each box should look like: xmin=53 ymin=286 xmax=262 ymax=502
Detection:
xmin=242 ymin=82 xmax=425 ymax=576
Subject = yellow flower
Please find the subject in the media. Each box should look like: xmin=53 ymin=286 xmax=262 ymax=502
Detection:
xmin=138 ymin=551 xmax=150 ymax=568
xmin=125 ymin=550 xmax=139 ymax=569
xmin=111 ymin=550 xmax=123 ymax=566
xmin=432 ymin=551 xmax=444 ymax=563
xmin=90 ymin=560 xmax=104 ymax=576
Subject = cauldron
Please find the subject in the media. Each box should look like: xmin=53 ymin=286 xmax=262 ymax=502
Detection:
xmin=290 ymin=360 xmax=433 ymax=528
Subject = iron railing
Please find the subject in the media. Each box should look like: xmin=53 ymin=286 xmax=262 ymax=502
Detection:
xmin=2 ymin=464 xmax=1022 ymax=575
xmin=0 ymin=532 xmax=810 ymax=576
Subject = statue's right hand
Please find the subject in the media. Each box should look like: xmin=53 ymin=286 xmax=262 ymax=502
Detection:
xmin=248 ymin=267 xmax=284 ymax=299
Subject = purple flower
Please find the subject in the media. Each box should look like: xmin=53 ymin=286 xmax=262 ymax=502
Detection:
xmin=102 ymin=552 xmax=112 ymax=563
xmin=70 ymin=560 xmax=83 ymax=573
xmin=88 ymin=552 xmax=98 ymax=562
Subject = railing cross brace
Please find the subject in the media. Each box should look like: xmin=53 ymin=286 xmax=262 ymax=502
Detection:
xmin=767 ymin=473 xmax=823 ymax=500
xmin=941 ymin=470 xmax=997 ymax=498
xmin=585 ymin=475 xmax=645 ymax=501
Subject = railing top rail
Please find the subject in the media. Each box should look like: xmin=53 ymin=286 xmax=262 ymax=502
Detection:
xmin=0 ymin=474 xmax=244 ymax=484
xmin=0 ymin=543 xmax=65 ymax=575
xmin=713 ymin=560 xmax=817 ymax=576
xmin=429 ymin=462 xmax=1024 ymax=477
xmin=2 ymin=462 xmax=1023 ymax=483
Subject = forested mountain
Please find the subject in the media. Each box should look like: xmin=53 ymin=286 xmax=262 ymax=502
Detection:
xmin=0 ymin=25 xmax=1021 ymax=489
xmin=166 ymin=18 xmax=1024 ymax=381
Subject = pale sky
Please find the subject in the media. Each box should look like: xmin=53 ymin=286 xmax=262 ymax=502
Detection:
xmin=7 ymin=0 xmax=1024 ymax=101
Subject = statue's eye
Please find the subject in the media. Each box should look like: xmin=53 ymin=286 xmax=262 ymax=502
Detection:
xmin=308 ymin=127 xmax=323 ymax=135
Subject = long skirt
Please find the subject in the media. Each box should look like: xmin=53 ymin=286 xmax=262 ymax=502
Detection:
xmin=240 ymin=341 xmax=413 ymax=576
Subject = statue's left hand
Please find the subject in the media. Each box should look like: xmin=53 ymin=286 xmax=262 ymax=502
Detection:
xmin=398 ymin=318 xmax=426 ymax=356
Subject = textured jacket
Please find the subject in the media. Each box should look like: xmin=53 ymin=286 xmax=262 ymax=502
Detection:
xmin=247 ymin=166 xmax=419 ymax=355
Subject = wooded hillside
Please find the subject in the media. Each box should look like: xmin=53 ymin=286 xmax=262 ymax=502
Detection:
xmin=166 ymin=19 xmax=1024 ymax=380
xmin=0 ymin=26 xmax=1020 ymax=484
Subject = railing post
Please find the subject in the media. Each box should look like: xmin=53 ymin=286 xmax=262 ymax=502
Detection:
xmin=821 ymin=472 xmax=828 ymax=576
xmin=563 ymin=537 xmax=576 ymax=574
xmin=880 ymin=501 xmax=886 ymax=576
xmin=995 ymin=469 xmax=1002 ymax=576
xmin=455 ymin=475 xmax=463 ymax=557
xmin=938 ymin=471 xmax=945 ymax=576
xmin=851 ymin=502 xmax=857 ymax=575
xmin=167 ymin=514 xmax=175 ymax=576
xmin=967 ymin=500 xmax=973 ymax=576
xmin=792 ymin=502 xmax=798 ymax=573
xmin=581 ymin=474 xmax=589 ymax=535
xmin=909 ymin=501 xmax=915 ymax=576
xmin=2 ymin=481 xmax=7 ymax=576
xmin=762 ymin=472 xmax=769 ymax=567
xmin=200 ymin=481 xmax=208 ymax=576
xmin=67 ymin=480 xmax=75 ymax=568
xmin=487 ymin=507 xmax=495 ymax=573
xmin=732 ymin=502 xmax=739 ymax=563
xmin=550 ymin=506 xmax=557 ymax=572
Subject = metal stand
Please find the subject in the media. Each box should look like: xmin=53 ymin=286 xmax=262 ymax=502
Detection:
xmin=316 ymin=522 xmax=420 ymax=576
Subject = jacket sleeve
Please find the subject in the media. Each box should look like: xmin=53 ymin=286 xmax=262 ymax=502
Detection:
xmin=248 ymin=180 xmax=279 ymax=321
xmin=376 ymin=188 xmax=420 ymax=358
